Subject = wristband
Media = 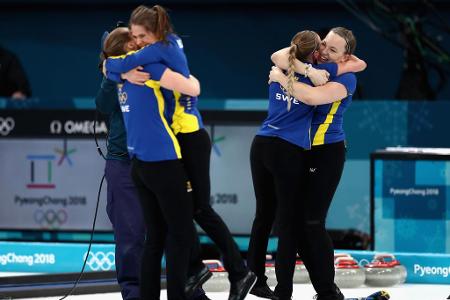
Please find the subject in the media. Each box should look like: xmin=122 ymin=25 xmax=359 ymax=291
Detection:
xmin=304 ymin=64 xmax=312 ymax=78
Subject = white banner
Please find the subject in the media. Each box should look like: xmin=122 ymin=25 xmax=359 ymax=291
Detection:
xmin=208 ymin=125 xmax=259 ymax=234
xmin=0 ymin=138 xmax=112 ymax=231
xmin=0 ymin=127 xmax=261 ymax=234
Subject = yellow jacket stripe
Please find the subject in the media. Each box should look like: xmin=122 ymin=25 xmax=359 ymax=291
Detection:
xmin=145 ymin=80 xmax=182 ymax=159
xmin=312 ymin=101 xmax=342 ymax=146
xmin=108 ymin=49 xmax=139 ymax=59
xmin=171 ymin=91 xmax=201 ymax=135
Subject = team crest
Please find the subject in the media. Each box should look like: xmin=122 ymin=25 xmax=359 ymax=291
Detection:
xmin=118 ymin=86 xmax=128 ymax=105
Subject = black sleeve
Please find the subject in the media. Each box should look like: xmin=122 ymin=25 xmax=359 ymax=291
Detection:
xmin=95 ymin=77 xmax=120 ymax=114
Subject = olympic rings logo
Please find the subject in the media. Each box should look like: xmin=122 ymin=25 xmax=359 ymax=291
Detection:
xmin=34 ymin=209 xmax=68 ymax=228
xmin=118 ymin=91 xmax=128 ymax=105
xmin=84 ymin=251 xmax=115 ymax=271
xmin=357 ymin=258 xmax=371 ymax=267
xmin=0 ymin=117 xmax=15 ymax=136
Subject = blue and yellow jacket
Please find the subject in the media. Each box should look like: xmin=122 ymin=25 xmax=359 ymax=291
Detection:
xmin=310 ymin=73 xmax=357 ymax=146
xmin=106 ymin=33 xmax=203 ymax=135
xmin=107 ymin=62 xmax=182 ymax=162
xmin=258 ymin=63 xmax=338 ymax=149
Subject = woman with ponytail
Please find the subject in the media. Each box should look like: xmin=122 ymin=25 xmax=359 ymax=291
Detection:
xmin=268 ymin=27 xmax=366 ymax=300
xmin=104 ymin=5 xmax=257 ymax=300
xmin=103 ymin=26 xmax=208 ymax=300
xmin=247 ymin=30 xmax=342 ymax=300
xmin=283 ymin=33 xmax=324 ymax=111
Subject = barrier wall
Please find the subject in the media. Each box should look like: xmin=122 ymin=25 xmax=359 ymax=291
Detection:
xmin=1 ymin=242 xmax=449 ymax=284
xmin=1 ymin=100 xmax=449 ymax=243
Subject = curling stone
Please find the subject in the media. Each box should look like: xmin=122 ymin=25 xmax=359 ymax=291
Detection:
xmin=293 ymin=260 xmax=310 ymax=283
xmin=364 ymin=261 xmax=401 ymax=287
xmin=334 ymin=257 xmax=365 ymax=288
xmin=265 ymin=261 xmax=277 ymax=287
xmin=202 ymin=259 xmax=229 ymax=292
xmin=373 ymin=253 xmax=407 ymax=284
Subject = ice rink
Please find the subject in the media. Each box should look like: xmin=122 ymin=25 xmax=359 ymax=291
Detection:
xmin=10 ymin=283 xmax=450 ymax=300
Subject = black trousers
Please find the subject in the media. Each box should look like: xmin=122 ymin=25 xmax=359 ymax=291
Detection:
xmin=131 ymin=158 xmax=200 ymax=300
xmin=247 ymin=136 xmax=307 ymax=299
xmin=298 ymin=141 xmax=346 ymax=299
xmin=105 ymin=160 xmax=145 ymax=300
xmin=177 ymin=128 xmax=248 ymax=282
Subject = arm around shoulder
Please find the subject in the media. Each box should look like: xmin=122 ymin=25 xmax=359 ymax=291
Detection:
xmin=295 ymin=81 xmax=349 ymax=105
xmin=271 ymin=47 xmax=309 ymax=75
xmin=337 ymin=55 xmax=367 ymax=75
xmin=298 ymin=72 xmax=356 ymax=105
xmin=159 ymin=69 xmax=201 ymax=97
xmin=269 ymin=66 xmax=349 ymax=105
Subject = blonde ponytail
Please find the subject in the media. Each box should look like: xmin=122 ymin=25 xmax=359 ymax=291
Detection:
xmin=285 ymin=43 xmax=297 ymax=111
xmin=282 ymin=30 xmax=321 ymax=111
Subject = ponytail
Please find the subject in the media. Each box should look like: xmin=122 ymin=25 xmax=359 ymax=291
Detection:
xmin=282 ymin=30 xmax=320 ymax=111
xmin=130 ymin=5 xmax=174 ymax=43
xmin=152 ymin=5 xmax=173 ymax=42
xmin=286 ymin=43 xmax=297 ymax=111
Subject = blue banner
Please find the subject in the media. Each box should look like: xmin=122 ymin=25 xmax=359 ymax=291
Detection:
xmin=374 ymin=159 xmax=450 ymax=253
xmin=1 ymin=242 xmax=449 ymax=284
xmin=337 ymin=250 xmax=450 ymax=284
xmin=0 ymin=241 xmax=116 ymax=273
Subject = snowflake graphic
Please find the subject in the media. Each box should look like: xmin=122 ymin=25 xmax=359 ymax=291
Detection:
xmin=422 ymin=226 xmax=444 ymax=252
xmin=407 ymin=102 xmax=434 ymax=133
xmin=346 ymin=196 xmax=371 ymax=232
xmin=395 ymin=221 xmax=417 ymax=240
xmin=427 ymin=198 xmax=438 ymax=211
xmin=383 ymin=161 xmax=411 ymax=189
xmin=375 ymin=226 xmax=392 ymax=244
xmin=358 ymin=102 xmax=407 ymax=145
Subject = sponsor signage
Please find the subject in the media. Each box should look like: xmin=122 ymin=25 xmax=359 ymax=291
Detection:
xmin=0 ymin=241 xmax=115 ymax=273
xmin=0 ymin=126 xmax=260 ymax=235
xmin=0 ymin=110 xmax=107 ymax=137
xmin=2 ymin=242 xmax=449 ymax=285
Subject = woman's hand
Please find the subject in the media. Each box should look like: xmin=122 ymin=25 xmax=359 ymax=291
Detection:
xmin=268 ymin=66 xmax=286 ymax=84
xmin=308 ymin=67 xmax=329 ymax=86
xmin=178 ymin=95 xmax=198 ymax=110
xmin=122 ymin=66 xmax=151 ymax=85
